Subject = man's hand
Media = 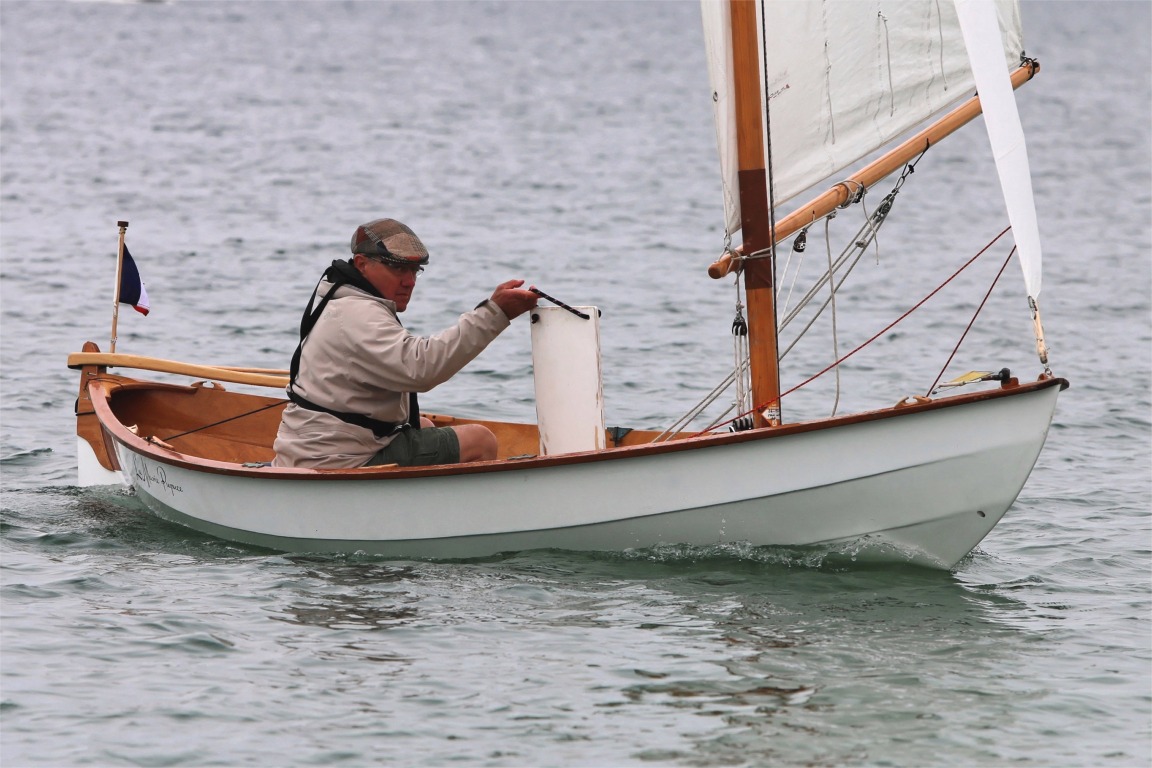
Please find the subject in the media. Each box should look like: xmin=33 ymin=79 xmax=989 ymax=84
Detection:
xmin=490 ymin=279 xmax=539 ymax=320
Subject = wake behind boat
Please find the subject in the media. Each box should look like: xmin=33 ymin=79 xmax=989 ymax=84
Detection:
xmin=70 ymin=0 xmax=1067 ymax=570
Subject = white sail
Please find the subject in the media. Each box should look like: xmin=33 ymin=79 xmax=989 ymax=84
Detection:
xmin=701 ymin=0 xmax=741 ymax=237
xmin=955 ymin=0 xmax=1042 ymax=298
xmin=702 ymin=0 xmax=1024 ymax=232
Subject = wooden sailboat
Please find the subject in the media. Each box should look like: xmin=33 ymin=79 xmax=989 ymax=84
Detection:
xmin=69 ymin=0 xmax=1066 ymax=570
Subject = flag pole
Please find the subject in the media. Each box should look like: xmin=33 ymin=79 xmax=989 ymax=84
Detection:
xmin=110 ymin=220 xmax=128 ymax=353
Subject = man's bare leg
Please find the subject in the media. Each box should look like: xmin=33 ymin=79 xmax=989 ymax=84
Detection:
xmin=451 ymin=424 xmax=498 ymax=462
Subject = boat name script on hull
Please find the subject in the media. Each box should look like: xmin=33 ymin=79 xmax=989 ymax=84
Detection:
xmin=131 ymin=455 xmax=184 ymax=497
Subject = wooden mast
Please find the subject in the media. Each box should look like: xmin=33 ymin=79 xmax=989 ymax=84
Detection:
xmin=729 ymin=0 xmax=781 ymax=427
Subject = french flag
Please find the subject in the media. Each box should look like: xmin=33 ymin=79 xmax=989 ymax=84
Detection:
xmin=119 ymin=245 xmax=150 ymax=316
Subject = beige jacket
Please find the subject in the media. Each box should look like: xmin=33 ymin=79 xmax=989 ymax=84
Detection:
xmin=273 ymin=280 xmax=510 ymax=468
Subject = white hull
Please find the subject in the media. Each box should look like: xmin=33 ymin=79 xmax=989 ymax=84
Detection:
xmin=78 ymin=435 xmax=128 ymax=488
xmin=111 ymin=382 xmax=1061 ymax=569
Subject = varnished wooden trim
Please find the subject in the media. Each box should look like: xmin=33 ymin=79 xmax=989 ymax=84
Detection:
xmin=75 ymin=341 xmax=121 ymax=472
xmin=87 ymin=372 xmax=1068 ymax=483
xmin=69 ymin=351 xmax=289 ymax=388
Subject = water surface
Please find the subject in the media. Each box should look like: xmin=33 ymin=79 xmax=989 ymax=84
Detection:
xmin=2 ymin=2 xmax=1149 ymax=765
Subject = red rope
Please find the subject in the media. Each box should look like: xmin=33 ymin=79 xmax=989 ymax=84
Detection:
xmin=696 ymin=225 xmax=1013 ymax=436
xmin=925 ymin=246 xmax=1016 ymax=396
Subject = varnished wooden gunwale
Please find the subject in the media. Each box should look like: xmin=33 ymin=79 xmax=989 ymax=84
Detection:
xmin=86 ymin=371 xmax=1068 ymax=482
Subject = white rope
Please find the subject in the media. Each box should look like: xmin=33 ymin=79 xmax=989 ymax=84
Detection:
xmin=732 ymin=274 xmax=751 ymax=421
xmin=777 ymin=225 xmax=811 ymax=318
xmin=655 ymin=170 xmax=908 ymax=441
xmin=651 ymin=359 xmax=747 ymax=442
xmin=825 ymin=215 xmax=842 ymax=417
xmin=778 ymin=218 xmax=871 ymax=350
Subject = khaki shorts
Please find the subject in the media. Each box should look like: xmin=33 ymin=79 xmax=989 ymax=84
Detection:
xmin=365 ymin=426 xmax=460 ymax=467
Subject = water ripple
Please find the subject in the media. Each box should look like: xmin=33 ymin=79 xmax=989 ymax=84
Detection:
xmin=1 ymin=2 xmax=1149 ymax=767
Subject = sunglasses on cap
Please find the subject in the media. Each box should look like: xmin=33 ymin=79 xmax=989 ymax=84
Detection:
xmin=365 ymin=253 xmax=424 ymax=277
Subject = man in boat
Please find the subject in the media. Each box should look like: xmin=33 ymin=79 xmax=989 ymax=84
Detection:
xmin=272 ymin=218 xmax=538 ymax=469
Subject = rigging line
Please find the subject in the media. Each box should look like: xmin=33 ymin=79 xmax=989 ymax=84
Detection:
xmin=778 ymin=243 xmax=806 ymax=315
xmin=779 ymin=231 xmax=852 ymax=330
xmin=860 ymin=186 xmax=879 ymax=264
xmin=759 ymin=0 xmax=780 ymax=282
xmin=653 ymin=361 xmax=738 ymax=439
xmin=684 ymin=156 xmax=928 ymax=439
xmin=926 ymin=246 xmax=1017 ymax=396
xmin=778 ymin=185 xmax=875 ymax=333
xmin=779 ymin=244 xmax=867 ymax=360
xmin=825 ymin=215 xmax=842 ymax=417
xmin=161 ymin=400 xmax=285 ymax=442
xmin=652 ymin=360 xmax=748 ymax=442
xmin=778 ymin=210 xmax=874 ymax=336
xmin=779 ymin=235 xmax=861 ymax=361
xmin=778 ymin=215 xmax=819 ymax=317
xmin=732 ymin=276 xmax=751 ymax=424
xmin=698 ymin=400 xmax=739 ymax=434
xmin=786 ymin=153 xmax=922 ymax=322
xmin=693 ymin=224 xmax=1014 ymax=436
xmin=779 ymin=221 xmax=867 ymax=363
xmin=778 ymin=156 xmax=923 ymax=349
